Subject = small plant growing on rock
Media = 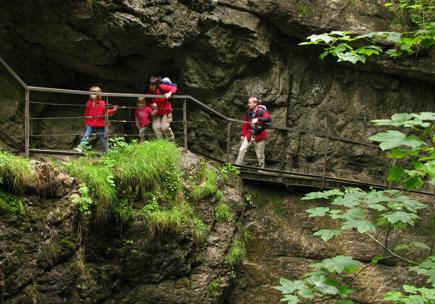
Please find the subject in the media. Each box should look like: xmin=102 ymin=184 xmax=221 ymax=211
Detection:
xmin=72 ymin=184 xmax=93 ymax=216
xmin=215 ymin=202 xmax=234 ymax=223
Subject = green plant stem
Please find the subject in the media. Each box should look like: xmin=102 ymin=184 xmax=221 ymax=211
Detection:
xmin=366 ymin=233 xmax=418 ymax=265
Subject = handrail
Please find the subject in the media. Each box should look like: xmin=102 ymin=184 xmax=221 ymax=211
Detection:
xmin=26 ymin=84 xmax=377 ymax=148
xmin=0 ymin=56 xmax=27 ymax=88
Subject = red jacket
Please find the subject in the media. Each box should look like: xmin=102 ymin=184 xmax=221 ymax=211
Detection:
xmin=147 ymin=83 xmax=177 ymax=116
xmin=241 ymin=107 xmax=271 ymax=142
xmin=135 ymin=106 xmax=153 ymax=128
xmin=84 ymin=99 xmax=117 ymax=127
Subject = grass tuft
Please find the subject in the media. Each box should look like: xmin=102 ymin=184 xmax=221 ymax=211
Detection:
xmin=0 ymin=150 xmax=32 ymax=193
xmin=65 ymin=140 xmax=181 ymax=221
xmin=215 ymin=202 xmax=234 ymax=223
xmin=143 ymin=200 xmax=206 ymax=242
xmin=191 ymin=167 xmax=219 ymax=201
xmin=226 ymin=239 xmax=247 ymax=266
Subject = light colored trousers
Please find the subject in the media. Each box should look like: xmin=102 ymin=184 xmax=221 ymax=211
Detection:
xmin=235 ymin=137 xmax=266 ymax=168
xmin=152 ymin=113 xmax=174 ymax=140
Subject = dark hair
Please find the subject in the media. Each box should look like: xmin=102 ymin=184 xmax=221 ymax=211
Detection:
xmin=149 ymin=76 xmax=161 ymax=85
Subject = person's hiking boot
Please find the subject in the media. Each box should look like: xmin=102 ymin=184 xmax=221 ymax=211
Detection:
xmin=74 ymin=146 xmax=83 ymax=153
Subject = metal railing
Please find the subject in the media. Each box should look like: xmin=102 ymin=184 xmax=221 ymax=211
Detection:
xmin=1 ymin=56 xmax=432 ymax=195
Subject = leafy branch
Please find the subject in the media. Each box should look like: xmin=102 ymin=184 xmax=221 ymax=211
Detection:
xmin=299 ymin=24 xmax=435 ymax=64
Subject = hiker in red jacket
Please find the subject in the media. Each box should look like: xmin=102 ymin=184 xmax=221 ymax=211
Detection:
xmin=235 ymin=97 xmax=271 ymax=168
xmin=75 ymin=86 xmax=118 ymax=152
xmin=135 ymin=97 xmax=155 ymax=144
xmin=146 ymin=76 xmax=177 ymax=140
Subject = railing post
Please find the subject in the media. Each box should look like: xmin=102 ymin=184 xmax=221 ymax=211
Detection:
xmin=183 ymin=98 xmax=188 ymax=150
xmin=322 ymin=136 xmax=329 ymax=189
xmin=104 ymin=96 xmax=109 ymax=152
xmin=226 ymin=122 xmax=232 ymax=163
xmin=25 ymin=88 xmax=30 ymax=157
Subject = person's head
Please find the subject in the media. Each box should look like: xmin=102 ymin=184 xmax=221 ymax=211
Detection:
xmin=247 ymin=96 xmax=259 ymax=110
xmin=148 ymin=76 xmax=161 ymax=91
xmin=137 ymin=97 xmax=146 ymax=106
xmin=89 ymin=86 xmax=102 ymax=100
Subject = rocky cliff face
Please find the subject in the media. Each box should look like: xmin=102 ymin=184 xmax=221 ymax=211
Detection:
xmin=0 ymin=0 xmax=434 ymax=156
xmin=1 ymin=150 xmax=245 ymax=304
xmin=0 ymin=1 xmax=435 ymax=303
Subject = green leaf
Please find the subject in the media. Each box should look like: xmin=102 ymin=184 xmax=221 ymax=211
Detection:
xmin=383 ymin=211 xmax=418 ymax=225
xmin=387 ymin=148 xmax=410 ymax=159
xmin=337 ymin=300 xmax=354 ymax=304
xmin=403 ymin=285 xmax=419 ymax=294
xmin=280 ymin=295 xmax=299 ymax=304
xmin=370 ymin=130 xmax=425 ymax=151
xmin=313 ymin=229 xmax=342 ymax=241
xmin=403 ymin=176 xmax=425 ymax=190
xmin=342 ymin=219 xmax=376 ymax=233
xmin=384 ymin=291 xmax=403 ymax=301
xmin=411 ymin=241 xmax=431 ymax=250
xmin=314 ymin=256 xmax=362 ymax=274
xmin=307 ymin=207 xmax=330 ymax=217
xmin=274 ymin=278 xmax=307 ymax=294
xmin=394 ymin=243 xmax=410 ymax=251
xmin=301 ymin=189 xmax=343 ymax=200
xmin=387 ymin=165 xmax=407 ymax=183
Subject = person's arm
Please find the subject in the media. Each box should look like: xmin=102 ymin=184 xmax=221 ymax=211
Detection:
xmin=159 ymin=83 xmax=177 ymax=98
xmin=107 ymin=105 xmax=118 ymax=116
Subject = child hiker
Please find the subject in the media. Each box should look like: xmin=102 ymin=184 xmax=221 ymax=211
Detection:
xmin=135 ymin=97 xmax=155 ymax=144
xmin=75 ymin=86 xmax=118 ymax=152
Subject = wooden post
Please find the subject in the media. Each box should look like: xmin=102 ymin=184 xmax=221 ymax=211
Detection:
xmin=226 ymin=122 xmax=232 ymax=163
xmin=25 ymin=88 xmax=30 ymax=157
xmin=183 ymin=98 xmax=188 ymax=149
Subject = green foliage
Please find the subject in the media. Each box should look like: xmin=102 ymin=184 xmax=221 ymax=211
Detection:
xmin=385 ymin=0 xmax=435 ymax=27
xmin=208 ymin=278 xmax=222 ymax=298
xmin=0 ymin=150 xmax=32 ymax=193
xmin=65 ymin=140 xmax=182 ymax=221
xmin=221 ymin=163 xmax=240 ymax=184
xmin=71 ymin=184 xmax=94 ymax=216
xmin=0 ymin=191 xmax=25 ymax=216
xmin=142 ymin=199 xmax=206 ymax=241
xmin=191 ymin=167 xmax=219 ymax=201
xmin=65 ymin=157 xmax=115 ymax=220
xmin=299 ymin=23 xmax=435 ymax=63
xmin=226 ymin=239 xmax=246 ymax=266
xmin=215 ymin=202 xmax=234 ymax=222
xmin=370 ymin=112 xmax=435 ymax=189
xmin=305 ymin=188 xmax=425 ymax=241
xmin=384 ymin=285 xmax=435 ymax=304
xmin=274 ymin=256 xmax=361 ymax=304
xmin=278 ymin=112 xmax=435 ymax=304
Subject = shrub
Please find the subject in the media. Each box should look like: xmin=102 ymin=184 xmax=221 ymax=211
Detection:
xmin=215 ymin=202 xmax=234 ymax=223
xmin=0 ymin=191 xmax=25 ymax=216
xmin=226 ymin=239 xmax=246 ymax=266
xmin=65 ymin=158 xmax=115 ymax=220
xmin=0 ymin=150 xmax=32 ymax=193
